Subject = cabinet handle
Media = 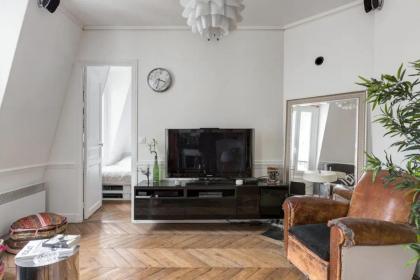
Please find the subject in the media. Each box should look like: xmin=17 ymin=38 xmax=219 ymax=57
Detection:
xmin=135 ymin=196 xmax=151 ymax=199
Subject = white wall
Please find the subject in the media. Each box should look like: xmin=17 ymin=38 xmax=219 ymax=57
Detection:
xmin=284 ymin=5 xmax=374 ymax=101
xmin=78 ymin=30 xmax=284 ymax=164
xmin=371 ymin=0 xmax=420 ymax=164
xmin=283 ymin=1 xmax=420 ymax=167
xmin=0 ymin=191 xmax=45 ymax=235
xmin=48 ymin=30 xmax=284 ymax=220
xmin=45 ymin=65 xmax=84 ymax=222
xmin=0 ymin=0 xmax=28 ymax=107
xmin=0 ymin=1 xmax=81 ymax=195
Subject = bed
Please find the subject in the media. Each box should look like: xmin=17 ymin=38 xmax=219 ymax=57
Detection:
xmin=102 ymin=156 xmax=132 ymax=186
xmin=102 ymin=157 xmax=132 ymax=200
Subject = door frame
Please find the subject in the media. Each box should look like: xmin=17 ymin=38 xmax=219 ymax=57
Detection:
xmin=81 ymin=60 xmax=139 ymax=220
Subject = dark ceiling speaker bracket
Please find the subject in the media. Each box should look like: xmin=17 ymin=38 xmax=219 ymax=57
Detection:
xmin=364 ymin=0 xmax=384 ymax=13
xmin=38 ymin=0 xmax=60 ymax=13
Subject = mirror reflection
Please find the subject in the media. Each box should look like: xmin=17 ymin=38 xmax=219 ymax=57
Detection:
xmin=289 ymin=98 xmax=358 ymax=196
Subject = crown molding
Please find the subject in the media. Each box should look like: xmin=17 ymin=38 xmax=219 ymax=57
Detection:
xmin=58 ymin=6 xmax=83 ymax=29
xmin=83 ymin=25 xmax=284 ymax=31
xmin=283 ymin=0 xmax=362 ymax=30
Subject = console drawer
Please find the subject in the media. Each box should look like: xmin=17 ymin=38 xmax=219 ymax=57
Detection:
xmin=184 ymin=198 xmax=236 ymax=219
xmin=135 ymin=198 xmax=185 ymax=220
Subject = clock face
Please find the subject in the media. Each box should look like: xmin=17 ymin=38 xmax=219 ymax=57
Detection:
xmin=147 ymin=68 xmax=172 ymax=92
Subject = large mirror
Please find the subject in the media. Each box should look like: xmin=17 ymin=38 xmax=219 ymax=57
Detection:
xmin=284 ymin=92 xmax=367 ymax=195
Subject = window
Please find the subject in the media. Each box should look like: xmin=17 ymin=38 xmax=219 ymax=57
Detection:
xmin=291 ymin=106 xmax=320 ymax=173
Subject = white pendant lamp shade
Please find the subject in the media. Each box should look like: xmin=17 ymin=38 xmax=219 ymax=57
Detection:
xmin=180 ymin=0 xmax=245 ymax=40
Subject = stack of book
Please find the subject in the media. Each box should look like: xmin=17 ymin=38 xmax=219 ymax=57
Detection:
xmin=15 ymin=235 xmax=80 ymax=263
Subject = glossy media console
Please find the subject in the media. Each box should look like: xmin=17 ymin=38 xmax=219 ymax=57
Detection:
xmin=134 ymin=180 xmax=289 ymax=220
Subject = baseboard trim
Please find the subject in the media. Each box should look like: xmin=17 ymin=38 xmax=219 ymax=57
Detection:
xmin=84 ymin=200 xmax=102 ymax=220
xmin=59 ymin=212 xmax=83 ymax=223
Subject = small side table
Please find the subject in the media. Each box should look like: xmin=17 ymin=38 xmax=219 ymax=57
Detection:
xmin=15 ymin=248 xmax=79 ymax=280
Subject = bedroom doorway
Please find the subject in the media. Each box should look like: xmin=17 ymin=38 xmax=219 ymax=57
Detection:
xmin=83 ymin=62 xmax=138 ymax=220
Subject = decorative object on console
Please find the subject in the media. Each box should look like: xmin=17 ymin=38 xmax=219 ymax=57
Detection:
xmin=148 ymin=139 xmax=160 ymax=183
xmin=147 ymin=68 xmax=172 ymax=92
xmin=359 ymin=60 xmax=420 ymax=264
xmin=267 ymin=166 xmax=281 ymax=185
xmin=140 ymin=166 xmax=151 ymax=186
xmin=303 ymin=170 xmax=338 ymax=198
xmin=180 ymin=0 xmax=245 ymax=41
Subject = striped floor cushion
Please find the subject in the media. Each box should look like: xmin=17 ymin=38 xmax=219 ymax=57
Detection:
xmin=9 ymin=213 xmax=67 ymax=242
xmin=0 ymin=261 xmax=4 ymax=280
xmin=5 ymin=239 xmax=29 ymax=255
xmin=0 ymin=240 xmax=4 ymax=260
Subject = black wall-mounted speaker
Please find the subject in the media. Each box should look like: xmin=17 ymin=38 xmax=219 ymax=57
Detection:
xmin=364 ymin=0 xmax=384 ymax=13
xmin=315 ymin=56 xmax=324 ymax=66
xmin=38 ymin=0 xmax=60 ymax=13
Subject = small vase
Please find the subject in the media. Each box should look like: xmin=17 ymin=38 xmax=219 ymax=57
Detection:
xmin=153 ymin=157 xmax=160 ymax=183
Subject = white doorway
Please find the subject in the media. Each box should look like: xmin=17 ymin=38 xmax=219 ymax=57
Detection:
xmin=83 ymin=62 xmax=138 ymax=220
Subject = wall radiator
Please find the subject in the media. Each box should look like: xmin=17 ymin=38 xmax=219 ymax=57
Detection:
xmin=0 ymin=183 xmax=46 ymax=236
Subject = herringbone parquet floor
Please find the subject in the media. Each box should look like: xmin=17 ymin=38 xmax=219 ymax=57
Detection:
xmin=4 ymin=202 xmax=305 ymax=279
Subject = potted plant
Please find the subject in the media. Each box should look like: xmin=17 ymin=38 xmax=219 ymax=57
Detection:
xmin=358 ymin=61 xmax=420 ymax=263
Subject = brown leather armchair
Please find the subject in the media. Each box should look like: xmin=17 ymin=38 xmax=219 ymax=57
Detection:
xmin=283 ymin=171 xmax=417 ymax=280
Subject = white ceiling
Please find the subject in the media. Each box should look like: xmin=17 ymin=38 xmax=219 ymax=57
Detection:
xmin=63 ymin=0 xmax=356 ymax=28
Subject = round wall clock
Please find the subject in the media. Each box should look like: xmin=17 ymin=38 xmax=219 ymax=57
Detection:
xmin=147 ymin=68 xmax=172 ymax=92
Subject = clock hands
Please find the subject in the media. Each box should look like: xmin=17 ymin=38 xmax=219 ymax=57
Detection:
xmin=154 ymin=78 xmax=167 ymax=90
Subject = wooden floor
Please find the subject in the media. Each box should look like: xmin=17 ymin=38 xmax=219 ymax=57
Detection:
xmin=4 ymin=202 xmax=304 ymax=279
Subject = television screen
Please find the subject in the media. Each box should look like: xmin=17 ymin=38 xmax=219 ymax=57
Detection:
xmin=167 ymin=129 xmax=253 ymax=178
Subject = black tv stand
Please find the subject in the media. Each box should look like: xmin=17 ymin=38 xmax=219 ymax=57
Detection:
xmin=186 ymin=178 xmax=235 ymax=186
xmin=134 ymin=180 xmax=289 ymax=220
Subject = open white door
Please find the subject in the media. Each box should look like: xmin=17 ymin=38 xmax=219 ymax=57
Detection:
xmin=83 ymin=66 xmax=109 ymax=219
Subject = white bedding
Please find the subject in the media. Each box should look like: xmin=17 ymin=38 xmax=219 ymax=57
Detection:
xmin=102 ymin=157 xmax=132 ymax=186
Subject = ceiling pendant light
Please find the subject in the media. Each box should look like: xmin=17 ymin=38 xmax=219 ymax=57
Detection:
xmin=180 ymin=0 xmax=245 ymax=41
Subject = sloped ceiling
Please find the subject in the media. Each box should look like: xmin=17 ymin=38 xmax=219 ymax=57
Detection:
xmin=63 ymin=0 xmax=355 ymax=28
xmin=0 ymin=1 xmax=80 ymax=190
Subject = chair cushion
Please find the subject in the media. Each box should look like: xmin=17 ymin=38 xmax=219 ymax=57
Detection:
xmin=289 ymin=224 xmax=330 ymax=261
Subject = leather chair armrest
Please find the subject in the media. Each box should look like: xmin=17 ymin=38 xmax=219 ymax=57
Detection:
xmin=328 ymin=217 xmax=417 ymax=247
xmin=283 ymin=196 xmax=349 ymax=255
xmin=283 ymin=196 xmax=350 ymax=227
xmin=333 ymin=185 xmax=353 ymax=201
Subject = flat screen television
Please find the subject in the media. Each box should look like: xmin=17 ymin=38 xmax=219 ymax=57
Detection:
xmin=167 ymin=129 xmax=253 ymax=178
